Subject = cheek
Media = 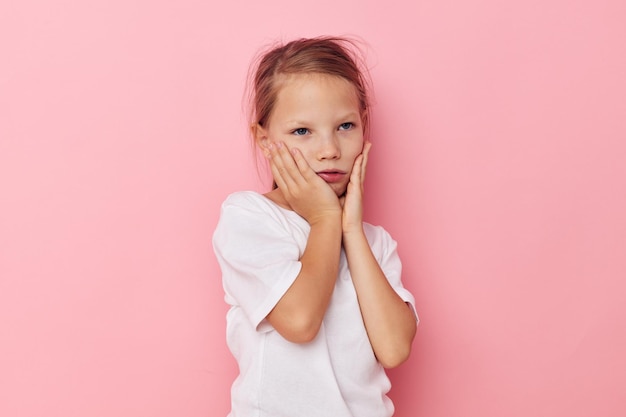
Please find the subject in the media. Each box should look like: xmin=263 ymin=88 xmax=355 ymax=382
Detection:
xmin=268 ymin=131 xmax=300 ymax=149
xmin=349 ymin=139 xmax=365 ymax=158
xmin=280 ymin=140 xmax=317 ymax=165
xmin=266 ymin=130 xmax=284 ymax=143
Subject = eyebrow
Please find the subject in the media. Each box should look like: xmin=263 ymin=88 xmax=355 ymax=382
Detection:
xmin=285 ymin=113 xmax=360 ymax=126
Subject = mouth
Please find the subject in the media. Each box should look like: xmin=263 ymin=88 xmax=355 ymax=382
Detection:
xmin=316 ymin=170 xmax=347 ymax=183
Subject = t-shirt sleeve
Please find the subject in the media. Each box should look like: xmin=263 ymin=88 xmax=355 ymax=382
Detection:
xmin=366 ymin=224 xmax=419 ymax=324
xmin=213 ymin=196 xmax=302 ymax=332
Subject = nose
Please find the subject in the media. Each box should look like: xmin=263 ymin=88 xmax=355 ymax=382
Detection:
xmin=317 ymin=134 xmax=341 ymax=160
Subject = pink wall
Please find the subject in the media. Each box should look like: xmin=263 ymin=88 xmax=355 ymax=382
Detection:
xmin=1 ymin=1 xmax=625 ymax=416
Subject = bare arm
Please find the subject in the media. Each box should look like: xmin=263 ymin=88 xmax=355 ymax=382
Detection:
xmin=342 ymin=143 xmax=417 ymax=368
xmin=343 ymin=231 xmax=416 ymax=368
xmin=263 ymin=142 xmax=343 ymax=343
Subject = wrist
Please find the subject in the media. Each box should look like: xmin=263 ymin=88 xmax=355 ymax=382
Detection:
xmin=342 ymin=224 xmax=365 ymax=240
xmin=308 ymin=211 xmax=342 ymax=228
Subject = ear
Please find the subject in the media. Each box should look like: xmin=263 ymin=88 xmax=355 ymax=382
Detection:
xmin=251 ymin=123 xmax=268 ymax=147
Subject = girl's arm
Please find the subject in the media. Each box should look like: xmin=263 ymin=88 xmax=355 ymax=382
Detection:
xmin=263 ymin=142 xmax=343 ymax=343
xmin=342 ymin=143 xmax=417 ymax=368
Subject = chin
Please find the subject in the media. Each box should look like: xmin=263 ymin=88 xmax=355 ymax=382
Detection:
xmin=333 ymin=185 xmax=348 ymax=197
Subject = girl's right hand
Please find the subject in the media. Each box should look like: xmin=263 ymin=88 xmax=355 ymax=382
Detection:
xmin=264 ymin=141 xmax=341 ymax=225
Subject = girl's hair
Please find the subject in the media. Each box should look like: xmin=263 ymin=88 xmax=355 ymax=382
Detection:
xmin=246 ymin=36 xmax=372 ymax=139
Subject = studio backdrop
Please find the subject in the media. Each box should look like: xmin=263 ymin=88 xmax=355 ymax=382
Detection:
xmin=1 ymin=1 xmax=625 ymax=416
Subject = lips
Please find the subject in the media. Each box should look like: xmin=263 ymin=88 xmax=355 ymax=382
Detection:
xmin=316 ymin=170 xmax=346 ymax=183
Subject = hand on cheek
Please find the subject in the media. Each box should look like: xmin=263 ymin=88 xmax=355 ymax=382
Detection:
xmin=342 ymin=141 xmax=372 ymax=234
xmin=263 ymin=140 xmax=341 ymax=225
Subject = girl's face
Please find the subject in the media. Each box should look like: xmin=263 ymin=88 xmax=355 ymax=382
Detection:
xmin=257 ymin=73 xmax=365 ymax=197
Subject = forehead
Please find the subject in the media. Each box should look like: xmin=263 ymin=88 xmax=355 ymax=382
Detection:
xmin=272 ymin=73 xmax=360 ymax=114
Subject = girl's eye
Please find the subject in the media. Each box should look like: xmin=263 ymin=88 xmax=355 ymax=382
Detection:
xmin=292 ymin=128 xmax=309 ymax=136
xmin=339 ymin=122 xmax=354 ymax=130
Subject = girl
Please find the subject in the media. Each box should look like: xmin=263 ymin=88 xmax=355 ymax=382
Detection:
xmin=213 ymin=36 xmax=418 ymax=417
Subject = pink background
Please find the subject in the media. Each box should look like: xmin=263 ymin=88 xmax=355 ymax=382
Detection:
xmin=2 ymin=1 xmax=625 ymax=416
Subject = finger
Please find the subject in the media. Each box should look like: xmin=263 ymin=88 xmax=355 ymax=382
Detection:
xmin=277 ymin=142 xmax=322 ymax=190
xmin=259 ymin=139 xmax=271 ymax=159
xmin=348 ymin=153 xmax=364 ymax=189
xmin=267 ymin=142 xmax=297 ymax=192
xmin=273 ymin=141 xmax=306 ymax=188
xmin=346 ymin=155 xmax=363 ymax=194
xmin=290 ymin=147 xmax=317 ymax=180
xmin=267 ymin=146 xmax=290 ymax=192
xmin=360 ymin=141 xmax=372 ymax=187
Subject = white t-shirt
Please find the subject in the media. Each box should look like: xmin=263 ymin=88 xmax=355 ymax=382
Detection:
xmin=212 ymin=191 xmax=417 ymax=417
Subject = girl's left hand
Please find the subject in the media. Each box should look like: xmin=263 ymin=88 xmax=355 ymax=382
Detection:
xmin=341 ymin=141 xmax=372 ymax=235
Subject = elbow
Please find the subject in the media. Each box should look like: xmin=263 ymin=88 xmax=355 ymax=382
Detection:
xmin=377 ymin=343 xmax=412 ymax=369
xmin=282 ymin=322 xmax=319 ymax=344
xmin=376 ymin=320 xmax=416 ymax=368
xmin=285 ymin=328 xmax=319 ymax=344
xmin=272 ymin=315 xmax=322 ymax=344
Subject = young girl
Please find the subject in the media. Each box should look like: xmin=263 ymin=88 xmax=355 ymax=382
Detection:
xmin=213 ymin=36 xmax=418 ymax=417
